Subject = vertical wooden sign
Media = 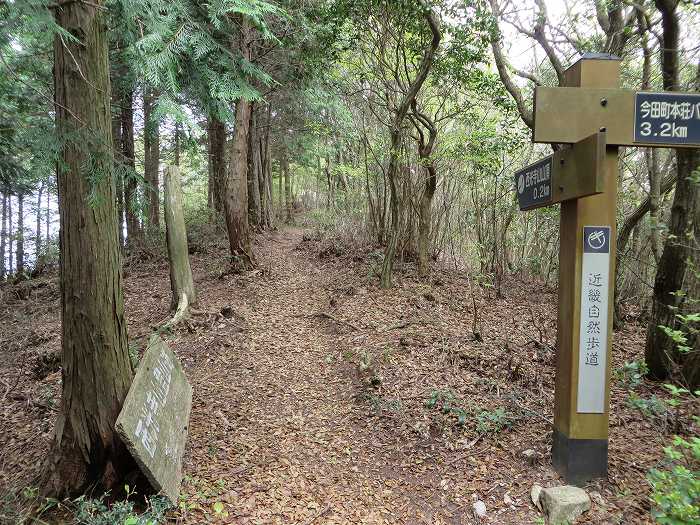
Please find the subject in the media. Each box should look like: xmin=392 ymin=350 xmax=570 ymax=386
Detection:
xmin=550 ymin=54 xmax=619 ymax=485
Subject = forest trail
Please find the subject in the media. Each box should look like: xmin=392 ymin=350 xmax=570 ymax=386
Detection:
xmin=0 ymin=224 xmax=658 ymax=524
xmin=181 ymin=227 xmax=467 ymax=524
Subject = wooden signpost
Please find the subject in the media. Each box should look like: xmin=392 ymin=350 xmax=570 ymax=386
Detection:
xmin=116 ymin=336 xmax=193 ymax=503
xmin=517 ymin=53 xmax=700 ymax=485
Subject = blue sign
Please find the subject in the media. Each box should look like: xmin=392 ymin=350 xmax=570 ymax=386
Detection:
xmin=515 ymin=156 xmax=553 ymax=210
xmin=583 ymin=226 xmax=610 ymax=254
xmin=634 ymin=92 xmax=700 ymax=145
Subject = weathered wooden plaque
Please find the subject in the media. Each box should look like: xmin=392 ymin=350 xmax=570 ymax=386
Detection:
xmin=116 ymin=336 xmax=192 ymax=503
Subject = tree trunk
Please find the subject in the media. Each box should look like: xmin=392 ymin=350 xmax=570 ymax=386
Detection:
xmin=647 ymin=148 xmax=662 ymax=262
xmin=644 ymin=1 xmax=699 ymax=383
xmin=283 ymin=152 xmax=292 ymax=223
xmin=7 ymin=194 xmax=13 ymax=274
xmin=645 ymin=148 xmax=700 ymax=380
xmin=111 ymin=87 xmax=124 ymax=249
xmin=278 ymin=155 xmax=283 ymax=211
xmin=45 ymin=0 xmax=134 ymax=497
xmin=122 ymin=89 xmax=140 ymax=247
xmin=164 ymin=166 xmax=196 ymax=310
xmin=259 ymin=103 xmax=272 ymax=228
xmin=247 ymin=105 xmax=261 ymax=228
xmin=143 ymin=90 xmax=160 ymax=233
xmin=417 ymin=163 xmax=436 ymax=276
xmin=16 ymin=193 xmax=24 ymax=275
xmin=36 ymin=181 xmax=44 ymax=257
xmin=208 ymin=116 xmax=226 ymax=214
xmin=0 ymin=193 xmax=6 ymax=279
xmin=174 ymin=124 xmax=181 ymax=167
xmin=45 ymin=175 xmax=51 ymax=248
xmin=380 ymin=3 xmax=441 ymax=288
xmin=223 ymin=15 xmax=255 ymax=269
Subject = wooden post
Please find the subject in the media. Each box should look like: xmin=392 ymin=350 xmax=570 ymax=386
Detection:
xmin=552 ymin=54 xmax=620 ymax=485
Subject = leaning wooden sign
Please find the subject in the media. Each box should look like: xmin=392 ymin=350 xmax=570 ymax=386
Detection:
xmin=116 ymin=337 xmax=193 ymax=503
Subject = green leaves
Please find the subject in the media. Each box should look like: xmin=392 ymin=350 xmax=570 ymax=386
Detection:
xmin=648 ymin=436 xmax=700 ymax=525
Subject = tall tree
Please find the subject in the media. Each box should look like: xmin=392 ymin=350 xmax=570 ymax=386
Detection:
xmin=44 ymin=0 xmax=134 ymax=496
xmin=16 ymin=193 xmax=24 ymax=275
xmin=121 ymin=88 xmax=141 ymax=246
xmin=645 ymin=0 xmax=700 ymax=388
xmin=143 ymin=89 xmax=160 ymax=232
xmin=223 ymin=15 xmax=255 ymax=268
xmin=208 ymin=116 xmax=226 ymax=214
xmin=0 ymin=192 xmax=6 ymax=279
xmin=379 ymin=1 xmax=441 ymax=288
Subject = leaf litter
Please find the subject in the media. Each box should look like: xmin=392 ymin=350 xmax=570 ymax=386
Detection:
xmin=0 ymin=225 xmax=689 ymax=524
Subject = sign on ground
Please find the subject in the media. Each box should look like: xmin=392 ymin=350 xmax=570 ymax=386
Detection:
xmin=116 ymin=336 xmax=193 ymax=503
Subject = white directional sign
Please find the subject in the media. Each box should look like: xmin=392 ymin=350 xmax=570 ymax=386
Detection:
xmin=577 ymin=226 xmax=611 ymax=414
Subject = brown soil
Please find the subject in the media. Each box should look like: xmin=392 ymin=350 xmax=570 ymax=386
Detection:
xmin=0 ymin=225 xmax=691 ymax=524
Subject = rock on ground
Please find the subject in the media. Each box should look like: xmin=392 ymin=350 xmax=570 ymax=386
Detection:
xmin=540 ymin=485 xmax=591 ymax=524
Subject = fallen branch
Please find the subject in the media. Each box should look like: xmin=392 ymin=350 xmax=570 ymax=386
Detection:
xmin=295 ymin=312 xmax=361 ymax=331
xmin=382 ymin=320 xmax=413 ymax=332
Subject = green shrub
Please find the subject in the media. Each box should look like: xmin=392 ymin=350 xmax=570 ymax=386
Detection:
xmin=72 ymin=487 xmax=171 ymax=525
xmin=475 ymin=407 xmax=514 ymax=435
xmin=648 ymin=436 xmax=700 ymax=524
xmin=616 ymin=360 xmax=649 ymax=389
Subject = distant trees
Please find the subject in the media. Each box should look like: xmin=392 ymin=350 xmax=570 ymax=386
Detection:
xmin=488 ymin=0 xmax=700 ymax=388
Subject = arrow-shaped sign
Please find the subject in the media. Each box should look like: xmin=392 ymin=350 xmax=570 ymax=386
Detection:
xmin=515 ymin=131 xmax=606 ymax=211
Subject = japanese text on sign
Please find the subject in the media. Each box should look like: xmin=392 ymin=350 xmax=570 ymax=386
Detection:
xmin=577 ymin=226 xmax=610 ymax=414
xmin=514 ymin=156 xmax=552 ymax=210
xmin=634 ymin=92 xmax=700 ymax=145
xmin=134 ymin=348 xmax=175 ymax=458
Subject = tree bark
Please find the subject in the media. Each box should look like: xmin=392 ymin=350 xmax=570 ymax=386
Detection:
xmin=645 ymin=1 xmax=699 ymax=384
xmin=36 ymin=181 xmax=44 ymax=257
xmin=122 ymin=89 xmax=140 ymax=247
xmin=16 ymin=193 xmax=24 ymax=275
xmin=45 ymin=0 xmax=134 ymax=497
xmin=164 ymin=166 xmax=196 ymax=310
xmin=143 ymin=89 xmax=160 ymax=233
xmin=7 ymin=194 xmax=13 ymax=273
xmin=0 ymin=192 xmax=6 ymax=279
xmin=174 ymin=124 xmax=181 ymax=167
xmin=411 ymin=105 xmax=438 ymax=277
xmin=223 ymin=16 xmax=255 ymax=268
xmin=283 ymin=151 xmax=292 ymax=223
xmin=208 ymin=116 xmax=226 ymax=214
xmin=247 ymin=105 xmax=261 ymax=228
xmin=111 ymin=89 xmax=124 ymax=248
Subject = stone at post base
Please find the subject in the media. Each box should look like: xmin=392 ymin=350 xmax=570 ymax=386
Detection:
xmin=540 ymin=485 xmax=591 ymax=525
xmin=552 ymin=429 xmax=608 ymax=486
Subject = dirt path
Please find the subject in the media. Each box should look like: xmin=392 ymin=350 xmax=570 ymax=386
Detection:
xmin=179 ymin=228 xmax=491 ymax=524
xmin=180 ymin=229 xmax=440 ymax=523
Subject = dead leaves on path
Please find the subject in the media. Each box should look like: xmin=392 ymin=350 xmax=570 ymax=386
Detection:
xmin=0 ymin=227 xmax=674 ymax=524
